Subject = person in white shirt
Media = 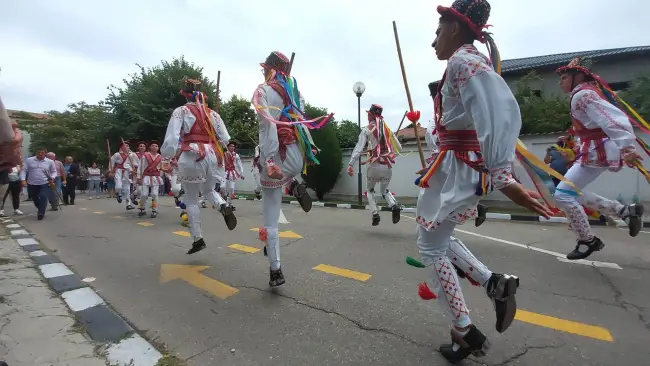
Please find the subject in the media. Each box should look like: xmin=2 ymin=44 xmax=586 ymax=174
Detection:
xmin=222 ymin=140 xmax=244 ymax=207
xmin=0 ymin=165 xmax=23 ymax=217
xmin=87 ymin=162 xmax=102 ymax=199
xmin=410 ymin=0 xmax=551 ymax=362
xmin=161 ymin=77 xmax=237 ymax=255
xmin=20 ymin=147 xmax=57 ymax=220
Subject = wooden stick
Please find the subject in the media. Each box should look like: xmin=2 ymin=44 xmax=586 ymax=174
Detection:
xmin=395 ymin=110 xmax=408 ymax=135
xmin=215 ymin=70 xmax=221 ymax=113
xmin=392 ymin=21 xmax=426 ymax=168
xmin=288 ymin=52 xmax=296 ymax=75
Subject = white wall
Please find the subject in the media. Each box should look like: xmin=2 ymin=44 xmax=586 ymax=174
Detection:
xmin=234 ymin=133 xmax=650 ymax=205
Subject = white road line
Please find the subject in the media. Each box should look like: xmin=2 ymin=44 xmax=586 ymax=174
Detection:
xmin=400 ymin=214 xmax=622 ymax=270
xmin=279 ymin=209 xmax=290 ymax=224
xmin=618 ymin=228 xmax=650 ymax=234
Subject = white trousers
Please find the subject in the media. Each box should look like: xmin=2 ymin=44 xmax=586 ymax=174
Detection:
xmin=183 ymin=177 xmax=227 ymax=241
xmin=555 ymin=164 xmax=625 ymax=241
xmin=260 ymin=143 xmax=305 ymax=271
xmin=114 ymin=171 xmax=132 ymax=206
xmin=417 ymin=220 xmax=493 ymax=328
xmin=222 ymin=180 xmax=236 ymax=204
xmin=139 ymin=185 xmax=159 ymax=212
xmin=366 ymin=162 xmax=397 ymax=215
xmin=262 ymin=187 xmax=283 ymax=270
xmin=253 ymin=168 xmax=262 ymax=193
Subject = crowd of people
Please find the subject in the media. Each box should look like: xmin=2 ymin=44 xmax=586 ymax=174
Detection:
xmin=1 ymin=0 xmax=648 ymax=362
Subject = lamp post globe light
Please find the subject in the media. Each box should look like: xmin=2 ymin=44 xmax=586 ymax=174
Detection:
xmin=353 ymin=81 xmax=366 ymax=206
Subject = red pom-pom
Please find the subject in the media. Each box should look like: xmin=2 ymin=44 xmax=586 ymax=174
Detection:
xmin=417 ymin=282 xmax=436 ymax=300
xmin=406 ymin=110 xmax=421 ymax=123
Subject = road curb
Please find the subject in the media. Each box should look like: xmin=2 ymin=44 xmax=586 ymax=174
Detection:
xmin=1 ymin=218 xmax=163 ymax=366
xmin=235 ymin=197 xmax=650 ymax=228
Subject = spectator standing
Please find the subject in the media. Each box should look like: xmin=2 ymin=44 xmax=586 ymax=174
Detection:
xmin=20 ymin=148 xmax=57 ymax=220
xmin=45 ymin=152 xmax=63 ymax=211
xmin=105 ymin=171 xmax=115 ymax=198
xmin=1 ymin=165 xmax=24 ymax=216
xmin=62 ymin=156 xmax=80 ymax=205
xmin=87 ymin=162 xmax=102 ymax=199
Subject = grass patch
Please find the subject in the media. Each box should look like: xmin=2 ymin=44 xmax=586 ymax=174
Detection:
xmin=155 ymin=354 xmax=187 ymax=366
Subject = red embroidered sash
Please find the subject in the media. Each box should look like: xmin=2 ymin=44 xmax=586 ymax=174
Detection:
xmin=115 ymin=152 xmax=127 ymax=170
xmin=143 ymin=153 xmax=162 ymax=177
xmin=570 ymin=85 xmax=612 ymax=165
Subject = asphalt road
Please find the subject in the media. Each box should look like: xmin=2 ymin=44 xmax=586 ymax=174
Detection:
xmin=13 ymin=194 xmax=650 ymax=366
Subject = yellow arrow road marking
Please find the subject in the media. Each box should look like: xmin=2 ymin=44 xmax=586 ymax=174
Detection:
xmin=515 ymin=310 xmax=613 ymax=342
xmin=249 ymin=228 xmax=303 ymax=239
xmin=138 ymin=222 xmax=154 ymax=227
xmin=160 ymin=264 xmax=238 ymax=299
xmin=313 ymin=264 xmax=372 ymax=282
xmin=173 ymin=231 xmax=191 ymax=237
xmin=228 ymin=244 xmax=261 ymax=253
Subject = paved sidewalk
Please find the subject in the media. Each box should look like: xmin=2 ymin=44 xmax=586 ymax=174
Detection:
xmin=0 ymin=235 xmax=107 ymax=366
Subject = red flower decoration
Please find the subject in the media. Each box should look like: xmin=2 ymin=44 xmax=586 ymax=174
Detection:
xmin=417 ymin=282 xmax=436 ymax=300
xmin=406 ymin=110 xmax=421 ymax=123
xmin=258 ymin=227 xmax=268 ymax=242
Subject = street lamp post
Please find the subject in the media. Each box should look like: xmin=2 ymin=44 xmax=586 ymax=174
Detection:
xmin=353 ymin=81 xmax=366 ymax=207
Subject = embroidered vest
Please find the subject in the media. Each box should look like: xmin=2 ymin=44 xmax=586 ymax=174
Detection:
xmin=143 ymin=153 xmax=162 ymax=177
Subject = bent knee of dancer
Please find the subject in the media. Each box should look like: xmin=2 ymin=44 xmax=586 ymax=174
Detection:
xmin=554 ymin=188 xmax=579 ymax=209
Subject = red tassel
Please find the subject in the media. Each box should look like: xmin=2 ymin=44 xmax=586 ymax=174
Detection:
xmin=417 ymin=282 xmax=436 ymax=300
xmin=259 ymin=228 xmax=268 ymax=242
xmin=466 ymin=275 xmax=481 ymax=287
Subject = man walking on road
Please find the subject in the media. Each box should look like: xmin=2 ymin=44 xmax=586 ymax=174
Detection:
xmin=46 ymin=152 xmax=63 ymax=210
xmin=20 ymin=147 xmax=57 ymax=220
xmin=62 ymin=156 xmax=80 ymax=205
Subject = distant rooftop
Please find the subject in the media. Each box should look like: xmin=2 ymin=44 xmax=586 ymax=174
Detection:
xmin=8 ymin=109 xmax=49 ymax=120
xmin=501 ymin=45 xmax=650 ymax=74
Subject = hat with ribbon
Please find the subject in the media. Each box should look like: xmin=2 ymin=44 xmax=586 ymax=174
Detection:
xmin=556 ymin=56 xmax=594 ymax=76
xmin=261 ymin=51 xmax=291 ymax=74
xmin=437 ymin=0 xmax=492 ymax=43
xmin=366 ymin=104 xmax=383 ymax=117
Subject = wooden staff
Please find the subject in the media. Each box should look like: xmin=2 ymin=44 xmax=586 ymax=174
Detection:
xmin=395 ymin=110 xmax=408 ymax=135
xmin=392 ymin=21 xmax=426 ymax=168
xmin=106 ymin=138 xmax=112 ymax=170
xmin=288 ymin=52 xmax=296 ymax=75
xmin=215 ymin=70 xmax=221 ymax=113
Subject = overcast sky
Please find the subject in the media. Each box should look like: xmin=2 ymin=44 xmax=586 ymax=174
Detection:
xmin=1 ymin=0 xmax=647 ymax=131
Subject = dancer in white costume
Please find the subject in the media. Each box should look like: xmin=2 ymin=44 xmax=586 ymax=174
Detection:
xmin=554 ymin=56 xmax=646 ymax=260
xmin=411 ymin=0 xmax=552 ymax=362
xmin=252 ymin=50 xmax=333 ymax=287
xmin=428 ymin=81 xmax=488 ymax=227
xmin=110 ymin=141 xmax=137 ymax=211
xmin=130 ymin=141 xmax=146 ymax=205
xmin=137 ymin=140 xmax=163 ymax=218
xmin=222 ymin=140 xmax=244 ymax=206
xmin=161 ymin=77 xmax=237 ymax=254
xmin=348 ymin=104 xmax=402 ymax=226
xmin=251 ymin=145 xmax=263 ymax=200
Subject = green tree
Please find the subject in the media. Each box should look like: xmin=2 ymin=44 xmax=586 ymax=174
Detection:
xmin=17 ymin=102 xmax=115 ymax=165
xmin=219 ymin=94 xmax=257 ymax=150
xmin=618 ymin=73 xmax=650 ymax=120
xmin=105 ymin=56 xmax=221 ymax=143
xmin=335 ymin=119 xmax=360 ymax=148
xmin=514 ymin=71 xmax=571 ymax=134
xmin=301 ymin=104 xmax=342 ymax=200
